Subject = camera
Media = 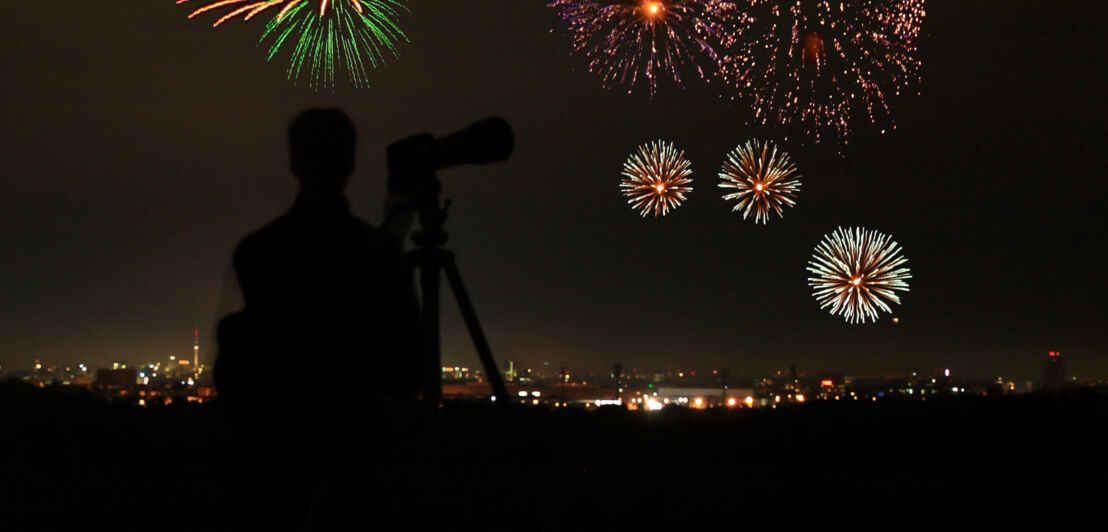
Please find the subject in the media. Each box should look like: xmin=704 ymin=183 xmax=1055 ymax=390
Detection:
xmin=386 ymin=117 xmax=514 ymax=201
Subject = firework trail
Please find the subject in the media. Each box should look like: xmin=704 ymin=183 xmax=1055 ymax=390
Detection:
xmin=807 ymin=227 xmax=911 ymax=323
xmin=620 ymin=140 xmax=693 ymax=217
xmin=548 ymin=0 xmax=749 ymax=97
xmin=716 ymin=0 xmax=925 ymax=143
xmin=177 ymin=0 xmax=407 ymax=89
xmin=718 ymin=139 xmax=801 ymax=223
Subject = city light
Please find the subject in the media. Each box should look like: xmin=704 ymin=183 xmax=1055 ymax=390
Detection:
xmin=9 ymin=354 xmax=1090 ymax=413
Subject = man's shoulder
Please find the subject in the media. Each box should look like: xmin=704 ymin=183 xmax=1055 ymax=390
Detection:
xmin=233 ymin=214 xmax=294 ymax=256
xmin=234 ymin=212 xmax=401 ymax=258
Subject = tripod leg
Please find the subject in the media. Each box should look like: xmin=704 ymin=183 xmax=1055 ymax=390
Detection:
xmin=442 ymin=255 xmax=510 ymax=403
xmin=416 ymin=250 xmax=443 ymax=407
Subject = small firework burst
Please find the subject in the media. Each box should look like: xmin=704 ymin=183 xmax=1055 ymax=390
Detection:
xmin=177 ymin=0 xmax=407 ymax=89
xmin=718 ymin=139 xmax=801 ymax=223
xmin=547 ymin=0 xmax=748 ymax=97
xmin=620 ymin=140 xmax=693 ymax=217
xmin=807 ymin=227 xmax=911 ymax=324
xmin=717 ymin=0 xmax=925 ymax=143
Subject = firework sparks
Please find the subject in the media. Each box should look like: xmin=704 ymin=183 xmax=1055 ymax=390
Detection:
xmin=620 ymin=140 xmax=693 ymax=217
xmin=717 ymin=0 xmax=925 ymax=143
xmin=177 ymin=0 xmax=407 ymax=89
xmin=807 ymin=227 xmax=911 ymax=324
xmin=548 ymin=0 xmax=748 ymax=97
xmin=718 ymin=139 xmax=801 ymax=223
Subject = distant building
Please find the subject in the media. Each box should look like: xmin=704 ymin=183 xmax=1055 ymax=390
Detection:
xmin=1041 ymin=351 xmax=1066 ymax=391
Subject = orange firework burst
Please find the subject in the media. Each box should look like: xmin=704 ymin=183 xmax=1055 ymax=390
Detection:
xmin=718 ymin=139 xmax=801 ymax=224
xmin=620 ymin=140 xmax=693 ymax=217
xmin=176 ymin=0 xmax=365 ymax=27
xmin=807 ymin=227 xmax=911 ymax=324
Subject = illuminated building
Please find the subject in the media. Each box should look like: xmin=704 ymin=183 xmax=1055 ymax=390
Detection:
xmin=442 ymin=365 xmax=472 ymax=381
xmin=816 ymin=373 xmax=847 ymax=399
xmin=654 ymin=387 xmax=755 ymax=407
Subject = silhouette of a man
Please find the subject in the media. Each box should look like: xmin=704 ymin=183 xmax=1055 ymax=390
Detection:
xmin=217 ymin=108 xmax=419 ymax=405
xmin=214 ymin=108 xmax=420 ymax=530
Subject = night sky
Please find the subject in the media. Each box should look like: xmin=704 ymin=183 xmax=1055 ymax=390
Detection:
xmin=1 ymin=1 xmax=1104 ymax=379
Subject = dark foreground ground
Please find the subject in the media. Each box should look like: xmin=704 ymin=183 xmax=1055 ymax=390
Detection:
xmin=2 ymin=384 xmax=1105 ymax=530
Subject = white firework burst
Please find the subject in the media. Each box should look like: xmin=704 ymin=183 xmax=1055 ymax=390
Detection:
xmin=807 ymin=226 xmax=911 ymax=323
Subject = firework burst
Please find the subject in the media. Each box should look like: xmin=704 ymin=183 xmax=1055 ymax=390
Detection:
xmin=620 ymin=140 xmax=693 ymax=217
xmin=548 ymin=0 xmax=748 ymax=97
xmin=807 ymin=227 xmax=911 ymax=324
xmin=177 ymin=0 xmax=408 ymax=89
xmin=718 ymin=139 xmax=801 ymax=223
xmin=716 ymin=0 xmax=925 ymax=142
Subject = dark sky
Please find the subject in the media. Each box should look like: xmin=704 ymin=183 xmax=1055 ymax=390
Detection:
xmin=1 ymin=1 xmax=1105 ymax=379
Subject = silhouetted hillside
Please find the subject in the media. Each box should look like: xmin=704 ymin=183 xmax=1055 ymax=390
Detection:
xmin=2 ymin=383 xmax=1103 ymax=530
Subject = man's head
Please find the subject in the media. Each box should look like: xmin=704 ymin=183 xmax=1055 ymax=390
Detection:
xmin=289 ymin=108 xmax=356 ymax=195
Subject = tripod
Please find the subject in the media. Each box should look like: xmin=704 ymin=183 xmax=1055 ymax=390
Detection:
xmin=408 ymin=189 xmax=509 ymax=407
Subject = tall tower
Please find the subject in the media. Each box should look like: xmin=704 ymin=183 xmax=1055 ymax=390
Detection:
xmin=193 ymin=328 xmax=200 ymax=370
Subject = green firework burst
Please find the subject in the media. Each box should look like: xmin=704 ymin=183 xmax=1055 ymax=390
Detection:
xmin=259 ymin=0 xmax=408 ymax=90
